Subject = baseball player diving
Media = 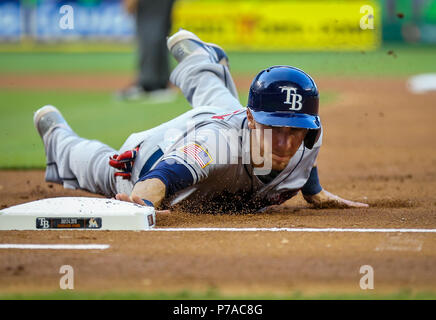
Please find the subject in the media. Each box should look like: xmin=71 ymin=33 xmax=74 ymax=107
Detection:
xmin=33 ymin=29 xmax=368 ymax=213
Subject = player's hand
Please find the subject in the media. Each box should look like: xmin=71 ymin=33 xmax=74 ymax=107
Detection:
xmin=115 ymin=193 xmax=171 ymax=214
xmin=303 ymin=189 xmax=369 ymax=208
xmin=115 ymin=193 xmax=147 ymax=206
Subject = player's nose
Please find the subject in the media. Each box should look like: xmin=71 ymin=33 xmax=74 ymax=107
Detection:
xmin=274 ymin=130 xmax=293 ymax=152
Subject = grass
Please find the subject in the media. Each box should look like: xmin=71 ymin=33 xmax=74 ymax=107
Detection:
xmin=0 ymin=89 xmax=191 ymax=168
xmin=229 ymin=44 xmax=436 ymax=77
xmin=1 ymin=44 xmax=436 ymax=77
xmin=1 ymin=289 xmax=436 ymax=300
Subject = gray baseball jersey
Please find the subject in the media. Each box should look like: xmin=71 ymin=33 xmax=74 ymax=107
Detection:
xmin=131 ymin=106 xmax=322 ymax=212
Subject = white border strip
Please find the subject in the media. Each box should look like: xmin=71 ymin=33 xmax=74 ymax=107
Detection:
xmin=0 ymin=244 xmax=110 ymax=250
xmin=152 ymin=227 xmax=436 ymax=233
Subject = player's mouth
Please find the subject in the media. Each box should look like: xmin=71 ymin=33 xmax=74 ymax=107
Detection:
xmin=271 ymin=153 xmax=292 ymax=162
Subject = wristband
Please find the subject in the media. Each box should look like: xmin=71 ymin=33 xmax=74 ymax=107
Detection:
xmin=141 ymin=199 xmax=154 ymax=207
xmin=301 ymin=166 xmax=322 ymax=196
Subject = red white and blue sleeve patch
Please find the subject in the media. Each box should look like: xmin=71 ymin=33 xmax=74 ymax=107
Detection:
xmin=180 ymin=143 xmax=213 ymax=168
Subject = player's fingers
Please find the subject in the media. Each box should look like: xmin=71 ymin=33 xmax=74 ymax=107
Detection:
xmin=329 ymin=197 xmax=368 ymax=208
xmin=343 ymin=200 xmax=369 ymax=208
xmin=115 ymin=193 xmax=131 ymax=202
xmin=320 ymin=190 xmax=369 ymax=208
xmin=156 ymin=209 xmax=171 ymax=214
xmin=131 ymin=194 xmax=147 ymax=206
xmin=311 ymin=197 xmax=368 ymax=209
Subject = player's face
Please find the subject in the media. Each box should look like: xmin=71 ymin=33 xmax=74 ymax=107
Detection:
xmin=259 ymin=123 xmax=307 ymax=171
xmin=247 ymin=110 xmax=308 ymax=171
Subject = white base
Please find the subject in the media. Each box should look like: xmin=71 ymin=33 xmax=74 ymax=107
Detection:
xmin=407 ymin=73 xmax=436 ymax=93
xmin=0 ymin=197 xmax=155 ymax=231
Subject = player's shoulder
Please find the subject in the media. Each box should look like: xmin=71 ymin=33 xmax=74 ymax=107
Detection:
xmin=209 ymin=109 xmax=247 ymax=122
xmin=198 ymin=109 xmax=247 ymax=142
xmin=209 ymin=109 xmax=247 ymax=131
xmin=189 ymin=107 xmax=247 ymax=129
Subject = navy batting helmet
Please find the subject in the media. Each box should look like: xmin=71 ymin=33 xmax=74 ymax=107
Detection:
xmin=247 ymin=65 xmax=321 ymax=149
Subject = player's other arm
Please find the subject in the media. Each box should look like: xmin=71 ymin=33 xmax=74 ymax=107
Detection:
xmin=301 ymin=166 xmax=368 ymax=208
xmin=115 ymin=159 xmax=194 ymax=207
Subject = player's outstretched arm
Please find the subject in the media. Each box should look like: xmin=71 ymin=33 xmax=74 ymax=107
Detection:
xmin=301 ymin=166 xmax=369 ymax=208
xmin=115 ymin=178 xmax=166 ymax=207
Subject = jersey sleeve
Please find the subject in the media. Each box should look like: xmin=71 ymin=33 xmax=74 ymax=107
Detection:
xmin=136 ymin=158 xmax=195 ymax=196
xmin=136 ymin=127 xmax=222 ymax=196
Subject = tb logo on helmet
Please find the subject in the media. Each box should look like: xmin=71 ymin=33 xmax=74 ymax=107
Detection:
xmin=279 ymin=86 xmax=303 ymax=111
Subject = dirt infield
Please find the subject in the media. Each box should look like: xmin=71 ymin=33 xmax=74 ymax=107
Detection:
xmin=1 ymin=75 xmax=436 ymax=296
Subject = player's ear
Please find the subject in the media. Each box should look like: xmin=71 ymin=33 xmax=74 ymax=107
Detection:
xmin=246 ymin=108 xmax=256 ymax=129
